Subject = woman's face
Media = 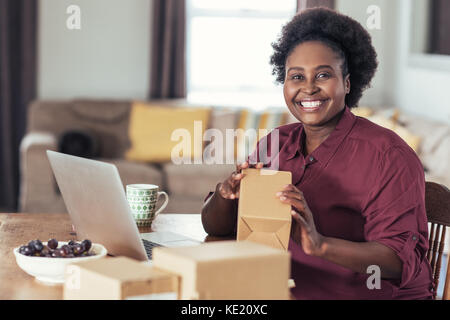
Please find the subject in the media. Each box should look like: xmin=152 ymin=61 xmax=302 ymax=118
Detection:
xmin=283 ymin=41 xmax=350 ymax=127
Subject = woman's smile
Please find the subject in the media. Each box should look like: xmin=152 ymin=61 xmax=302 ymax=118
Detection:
xmin=295 ymin=98 xmax=330 ymax=112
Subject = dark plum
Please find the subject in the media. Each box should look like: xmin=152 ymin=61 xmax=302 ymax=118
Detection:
xmin=19 ymin=246 xmax=31 ymax=256
xmin=40 ymin=246 xmax=50 ymax=257
xmin=47 ymin=238 xmax=58 ymax=250
xmin=32 ymin=240 xmax=44 ymax=252
xmin=61 ymin=245 xmax=72 ymax=255
xmin=72 ymin=243 xmax=84 ymax=256
xmin=81 ymin=239 xmax=92 ymax=252
xmin=26 ymin=241 xmax=37 ymax=254
xmin=56 ymin=248 xmax=66 ymax=257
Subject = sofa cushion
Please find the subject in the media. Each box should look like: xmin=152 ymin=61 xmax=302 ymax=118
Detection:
xmin=101 ymin=159 xmax=164 ymax=191
xmin=422 ymin=135 xmax=450 ymax=182
xmin=125 ymin=102 xmax=212 ymax=163
xmin=58 ymin=129 xmax=100 ymax=158
xmin=205 ymin=108 xmax=240 ymax=162
xmin=27 ymin=99 xmax=132 ymax=158
xmin=395 ymin=111 xmax=450 ymax=155
xmin=164 ymin=163 xmax=235 ymax=198
xmin=71 ymin=100 xmax=130 ymax=123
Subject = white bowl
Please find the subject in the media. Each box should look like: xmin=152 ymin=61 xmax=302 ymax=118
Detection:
xmin=13 ymin=241 xmax=107 ymax=285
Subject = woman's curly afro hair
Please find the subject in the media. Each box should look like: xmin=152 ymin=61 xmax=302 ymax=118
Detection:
xmin=270 ymin=7 xmax=378 ymax=108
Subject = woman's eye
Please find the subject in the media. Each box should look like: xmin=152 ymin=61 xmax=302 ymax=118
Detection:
xmin=317 ymin=73 xmax=330 ymax=79
xmin=292 ymin=75 xmax=304 ymax=80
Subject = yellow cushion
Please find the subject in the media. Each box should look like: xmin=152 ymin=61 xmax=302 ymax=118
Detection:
xmin=368 ymin=114 xmax=421 ymax=153
xmin=126 ymin=102 xmax=211 ymax=162
xmin=235 ymin=108 xmax=287 ymax=161
xmin=351 ymin=107 xmax=374 ymax=118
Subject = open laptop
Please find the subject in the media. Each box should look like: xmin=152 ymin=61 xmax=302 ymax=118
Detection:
xmin=46 ymin=150 xmax=201 ymax=262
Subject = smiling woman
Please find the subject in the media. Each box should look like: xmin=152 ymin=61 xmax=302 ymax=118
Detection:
xmin=201 ymin=7 xmax=434 ymax=300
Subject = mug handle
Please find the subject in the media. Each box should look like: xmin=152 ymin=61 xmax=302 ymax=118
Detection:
xmin=155 ymin=191 xmax=169 ymax=216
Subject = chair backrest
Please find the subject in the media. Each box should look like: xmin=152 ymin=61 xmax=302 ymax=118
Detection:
xmin=425 ymin=182 xmax=450 ymax=300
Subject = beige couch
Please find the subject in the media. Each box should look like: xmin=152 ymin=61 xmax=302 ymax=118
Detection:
xmin=19 ymin=99 xmax=237 ymax=214
xmin=19 ymin=100 xmax=450 ymax=214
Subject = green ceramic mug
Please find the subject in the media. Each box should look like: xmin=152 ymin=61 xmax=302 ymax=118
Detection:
xmin=126 ymin=184 xmax=169 ymax=227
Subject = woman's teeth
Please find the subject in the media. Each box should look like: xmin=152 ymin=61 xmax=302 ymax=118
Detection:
xmin=301 ymin=100 xmax=323 ymax=107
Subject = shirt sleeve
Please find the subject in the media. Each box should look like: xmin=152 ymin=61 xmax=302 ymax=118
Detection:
xmin=362 ymin=145 xmax=429 ymax=288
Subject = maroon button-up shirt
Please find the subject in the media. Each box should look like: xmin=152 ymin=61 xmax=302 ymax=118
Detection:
xmin=248 ymin=106 xmax=434 ymax=300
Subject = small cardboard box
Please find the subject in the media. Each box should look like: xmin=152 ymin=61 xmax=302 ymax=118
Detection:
xmin=152 ymin=240 xmax=291 ymax=300
xmin=237 ymin=168 xmax=292 ymax=250
xmin=64 ymin=257 xmax=179 ymax=300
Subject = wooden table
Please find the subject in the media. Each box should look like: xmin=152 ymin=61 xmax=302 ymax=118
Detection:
xmin=0 ymin=213 xmax=221 ymax=300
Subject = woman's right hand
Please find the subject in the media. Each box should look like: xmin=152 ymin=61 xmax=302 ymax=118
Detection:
xmin=217 ymin=161 xmax=264 ymax=200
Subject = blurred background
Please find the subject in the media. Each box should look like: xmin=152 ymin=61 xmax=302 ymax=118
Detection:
xmin=0 ymin=0 xmax=449 ymax=213
xmin=0 ymin=0 xmax=449 ymax=299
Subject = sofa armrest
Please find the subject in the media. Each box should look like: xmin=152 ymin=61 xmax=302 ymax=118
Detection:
xmin=19 ymin=132 xmax=60 ymax=212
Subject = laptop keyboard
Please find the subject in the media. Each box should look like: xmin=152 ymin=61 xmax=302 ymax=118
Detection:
xmin=142 ymin=239 xmax=163 ymax=259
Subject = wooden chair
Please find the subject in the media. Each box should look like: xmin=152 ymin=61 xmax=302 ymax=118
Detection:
xmin=425 ymin=182 xmax=450 ymax=300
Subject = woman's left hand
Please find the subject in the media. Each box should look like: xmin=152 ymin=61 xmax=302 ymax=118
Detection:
xmin=276 ymin=184 xmax=325 ymax=257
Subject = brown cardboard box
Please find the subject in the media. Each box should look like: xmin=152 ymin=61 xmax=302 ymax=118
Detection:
xmin=64 ymin=257 xmax=179 ymax=300
xmin=237 ymin=168 xmax=292 ymax=250
xmin=152 ymin=240 xmax=291 ymax=300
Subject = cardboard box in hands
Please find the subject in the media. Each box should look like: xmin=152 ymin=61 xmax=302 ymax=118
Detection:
xmin=237 ymin=168 xmax=292 ymax=250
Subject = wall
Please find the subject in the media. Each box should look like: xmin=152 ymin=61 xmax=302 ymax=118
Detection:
xmin=393 ymin=0 xmax=450 ymax=124
xmin=335 ymin=0 xmax=396 ymax=108
xmin=38 ymin=1 xmax=450 ymax=124
xmin=38 ymin=0 xmax=152 ymax=100
xmin=337 ymin=0 xmax=450 ymax=124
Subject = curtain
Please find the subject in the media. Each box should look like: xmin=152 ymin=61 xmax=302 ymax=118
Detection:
xmin=0 ymin=0 xmax=37 ymax=212
xmin=430 ymin=0 xmax=450 ymax=55
xmin=297 ymin=0 xmax=335 ymax=12
xmin=149 ymin=0 xmax=186 ymax=99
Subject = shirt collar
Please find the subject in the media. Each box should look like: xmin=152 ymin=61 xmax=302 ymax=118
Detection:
xmin=285 ymin=125 xmax=304 ymax=160
xmin=286 ymin=106 xmax=357 ymax=164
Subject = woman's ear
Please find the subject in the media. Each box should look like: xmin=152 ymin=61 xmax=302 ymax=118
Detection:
xmin=345 ymin=74 xmax=351 ymax=94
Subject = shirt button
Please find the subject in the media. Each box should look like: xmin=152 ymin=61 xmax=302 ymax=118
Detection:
xmin=309 ymin=156 xmax=314 ymax=162
xmin=412 ymin=235 xmax=418 ymax=241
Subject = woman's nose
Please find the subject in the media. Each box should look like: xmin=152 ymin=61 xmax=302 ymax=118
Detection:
xmin=300 ymin=81 xmax=319 ymax=95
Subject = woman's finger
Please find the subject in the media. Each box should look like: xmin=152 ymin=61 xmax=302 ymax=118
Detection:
xmin=234 ymin=183 xmax=241 ymax=199
xmin=246 ymin=161 xmax=264 ymax=169
xmin=236 ymin=161 xmax=249 ymax=172
xmin=255 ymin=162 xmax=264 ymax=169
xmin=291 ymin=211 xmax=311 ymax=232
xmin=276 ymin=191 xmax=303 ymax=201
xmin=232 ymin=172 xmax=244 ymax=181
xmin=279 ymin=196 xmax=307 ymax=213
xmin=282 ymin=184 xmax=301 ymax=193
xmin=218 ymin=182 xmax=232 ymax=199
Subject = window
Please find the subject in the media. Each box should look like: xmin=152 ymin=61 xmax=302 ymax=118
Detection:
xmin=429 ymin=0 xmax=450 ymax=55
xmin=411 ymin=0 xmax=450 ymax=56
xmin=186 ymin=0 xmax=297 ymax=110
